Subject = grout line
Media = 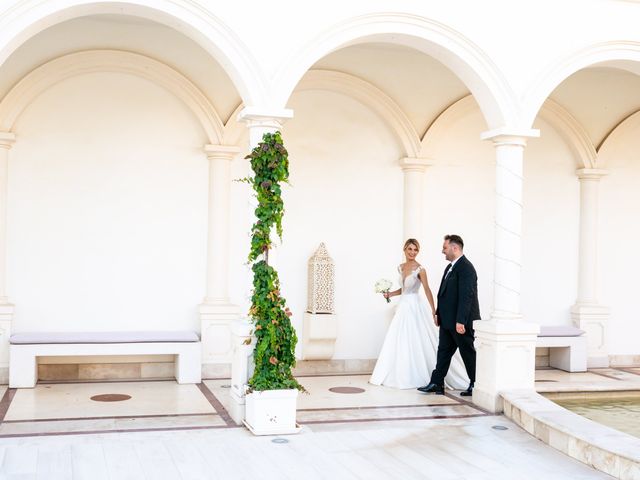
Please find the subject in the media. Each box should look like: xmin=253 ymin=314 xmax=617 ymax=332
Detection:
xmin=196 ymin=382 xmax=236 ymax=427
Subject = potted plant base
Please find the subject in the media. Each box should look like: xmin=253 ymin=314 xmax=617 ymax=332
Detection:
xmin=243 ymin=389 xmax=301 ymax=435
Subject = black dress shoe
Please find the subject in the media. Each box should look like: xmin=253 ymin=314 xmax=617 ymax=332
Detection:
xmin=417 ymin=383 xmax=445 ymax=395
xmin=460 ymin=383 xmax=474 ymax=397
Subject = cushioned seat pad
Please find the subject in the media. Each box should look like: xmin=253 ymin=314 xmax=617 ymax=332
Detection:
xmin=538 ymin=326 xmax=584 ymax=337
xmin=10 ymin=331 xmax=199 ymax=344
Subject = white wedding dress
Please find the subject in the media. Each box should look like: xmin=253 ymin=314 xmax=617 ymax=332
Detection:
xmin=370 ymin=265 xmax=469 ymax=390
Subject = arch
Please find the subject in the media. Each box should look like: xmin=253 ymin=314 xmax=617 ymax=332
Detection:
xmin=0 ymin=0 xmax=264 ymax=106
xmin=295 ymin=70 xmax=421 ymax=157
xmin=597 ymin=109 xmax=640 ymax=166
xmin=523 ymin=41 xmax=640 ymax=128
xmin=421 ymin=94 xmax=596 ymax=169
xmin=271 ymin=13 xmax=517 ymax=130
xmin=0 ymin=50 xmax=225 ymax=144
xmin=420 ymin=95 xmax=478 ymax=158
xmin=537 ymin=99 xmax=597 ymax=169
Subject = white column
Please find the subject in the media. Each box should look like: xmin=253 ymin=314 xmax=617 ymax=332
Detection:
xmin=401 ymin=157 xmax=431 ymax=241
xmin=0 ymin=131 xmax=15 ymax=383
xmin=229 ymin=107 xmax=294 ymax=421
xmin=238 ymin=107 xmax=293 ymax=149
xmin=199 ymin=144 xmax=242 ymax=374
xmin=473 ymin=131 xmax=540 ymax=413
xmin=571 ymin=168 xmax=609 ymax=367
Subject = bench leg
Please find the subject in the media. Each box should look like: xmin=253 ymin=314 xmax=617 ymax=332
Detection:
xmin=175 ymin=345 xmax=201 ymax=384
xmin=10 ymin=346 xmax=37 ymax=388
xmin=549 ymin=343 xmax=587 ymax=373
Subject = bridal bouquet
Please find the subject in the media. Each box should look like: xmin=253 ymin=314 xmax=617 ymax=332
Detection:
xmin=374 ymin=278 xmax=393 ymax=303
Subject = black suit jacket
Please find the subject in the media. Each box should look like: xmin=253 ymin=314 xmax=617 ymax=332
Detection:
xmin=435 ymin=255 xmax=480 ymax=331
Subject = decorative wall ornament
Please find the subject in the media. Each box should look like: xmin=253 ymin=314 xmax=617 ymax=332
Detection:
xmin=303 ymin=243 xmax=338 ymax=360
xmin=307 ymin=243 xmax=335 ymax=314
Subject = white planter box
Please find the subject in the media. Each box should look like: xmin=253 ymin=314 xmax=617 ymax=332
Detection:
xmin=244 ymin=388 xmax=300 ymax=435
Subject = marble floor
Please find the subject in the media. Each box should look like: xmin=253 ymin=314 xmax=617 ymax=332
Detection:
xmin=0 ymin=370 xmax=630 ymax=478
xmin=535 ymin=366 xmax=640 ymax=393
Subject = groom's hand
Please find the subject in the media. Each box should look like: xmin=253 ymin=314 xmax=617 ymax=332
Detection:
xmin=456 ymin=323 xmax=466 ymax=334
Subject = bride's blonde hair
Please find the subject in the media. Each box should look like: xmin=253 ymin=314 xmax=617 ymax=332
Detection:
xmin=403 ymin=238 xmax=420 ymax=251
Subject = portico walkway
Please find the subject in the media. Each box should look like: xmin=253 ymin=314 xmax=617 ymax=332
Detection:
xmin=0 ymin=372 xmax=620 ymax=478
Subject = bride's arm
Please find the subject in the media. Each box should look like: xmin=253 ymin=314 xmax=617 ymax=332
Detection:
xmin=418 ymin=269 xmax=436 ymax=316
xmin=383 ymin=288 xmax=402 ymax=300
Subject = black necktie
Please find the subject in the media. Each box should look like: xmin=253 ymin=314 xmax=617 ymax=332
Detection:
xmin=439 ymin=264 xmax=452 ymax=295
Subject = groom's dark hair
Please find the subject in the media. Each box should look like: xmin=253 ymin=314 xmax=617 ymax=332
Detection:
xmin=445 ymin=234 xmax=464 ymax=249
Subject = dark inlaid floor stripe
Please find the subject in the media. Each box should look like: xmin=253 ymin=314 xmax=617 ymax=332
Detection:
xmin=0 ymin=388 xmax=16 ymax=422
xmin=299 ymin=412 xmax=495 ymax=425
xmin=588 ymin=369 xmax=625 ymax=380
xmin=197 ymin=382 xmax=236 ymax=426
xmin=2 ymin=412 xmax=218 ymax=424
xmin=298 ymin=402 xmax=460 ymax=412
xmin=0 ymin=423 xmax=241 ymax=439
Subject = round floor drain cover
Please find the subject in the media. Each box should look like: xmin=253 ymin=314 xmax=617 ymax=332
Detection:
xmin=328 ymin=387 xmax=365 ymax=394
xmin=90 ymin=394 xmax=132 ymax=402
xmin=492 ymin=425 xmax=508 ymax=430
xmin=272 ymin=438 xmax=289 ymax=444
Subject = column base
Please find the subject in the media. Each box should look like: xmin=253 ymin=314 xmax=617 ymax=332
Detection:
xmin=472 ymin=318 xmax=540 ymax=413
xmin=571 ymin=303 xmax=609 ymax=368
xmin=199 ymin=302 xmax=241 ymax=365
xmin=229 ymin=319 xmax=254 ymax=419
xmin=302 ymin=312 xmax=337 ymax=360
xmin=0 ymin=303 xmax=14 ymax=377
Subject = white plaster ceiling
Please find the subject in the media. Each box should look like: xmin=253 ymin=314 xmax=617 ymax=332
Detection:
xmin=310 ymin=43 xmax=472 ymax=139
xmin=0 ymin=14 xmax=241 ymax=124
xmin=548 ymin=67 xmax=640 ymax=149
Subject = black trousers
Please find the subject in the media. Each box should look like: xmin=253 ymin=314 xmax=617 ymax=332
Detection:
xmin=430 ymin=326 xmax=476 ymax=386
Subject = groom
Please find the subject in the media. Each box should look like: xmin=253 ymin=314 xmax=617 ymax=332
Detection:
xmin=418 ymin=234 xmax=479 ymax=397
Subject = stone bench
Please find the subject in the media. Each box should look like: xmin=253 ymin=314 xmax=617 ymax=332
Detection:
xmin=536 ymin=326 xmax=587 ymax=372
xmin=9 ymin=331 xmax=201 ymax=388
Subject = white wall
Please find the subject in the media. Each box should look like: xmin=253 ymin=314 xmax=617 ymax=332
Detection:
xmin=275 ymin=89 xmax=404 ymax=360
xmin=7 ymin=72 xmax=209 ymax=332
xmin=598 ymin=124 xmax=640 ymax=355
xmin=522 ymin=118 xmax=580 ymax=327
xmin=420 ymin=108 xmax=495 ymax=321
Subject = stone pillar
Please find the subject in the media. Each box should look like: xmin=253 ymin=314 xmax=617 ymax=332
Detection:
xmin=571 ymin=168 xmax=609 ymax=368
xmin=473 ymin=131 xmax=540 ymax=413
xmin=229 ymin=108 xmax=294 ymax=420
xmin=0 ymin=132 xmax=15 ymax=382
xmin=199 ymin=144 xmax=241 ymax=375
xmin=401 ymin=157 xmax=431 ymax=241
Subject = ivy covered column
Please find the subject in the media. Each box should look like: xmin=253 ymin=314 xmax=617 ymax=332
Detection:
xmin=229 ymin=108 xmax=294 ymax=421
xmin=199 ymin=144 xmax=241 ymax=376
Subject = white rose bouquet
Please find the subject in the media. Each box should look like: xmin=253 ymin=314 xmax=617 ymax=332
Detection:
xmin=374 ymin=278 xmax=393 ymax=303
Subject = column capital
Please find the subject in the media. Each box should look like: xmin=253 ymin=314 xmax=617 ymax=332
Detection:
xmin=576 ymin=168 xmax=608 ymax=180
xmin=481 ymin=127 xmax=540 ymax=147
xmin=400 ymin=157 xmax=432 ymax=172
xmin=0 ymin=131 xmax=16 ymax=149
xmin=204 ymin=144 xmax=241 ymax=161
xmin=237 ymin=106 xmax=294 ymax=127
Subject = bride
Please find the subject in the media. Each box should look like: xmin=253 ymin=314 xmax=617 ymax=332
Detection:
xmin=370 ymin=238 xmax=468 ymax=390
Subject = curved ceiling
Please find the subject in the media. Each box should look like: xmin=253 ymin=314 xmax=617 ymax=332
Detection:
xmin=0 ymin=14 xmax=241 ymax=124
